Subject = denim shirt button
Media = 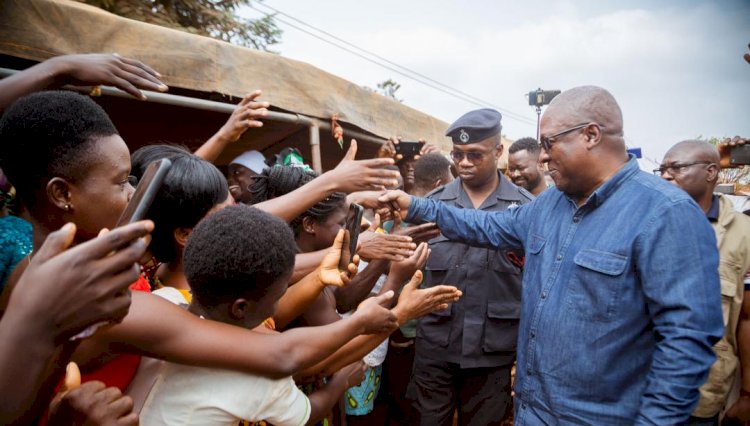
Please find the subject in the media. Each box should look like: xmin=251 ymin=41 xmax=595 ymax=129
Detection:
xmin=573 ymin=216 xmax=580 ymax=223
xmin=540 ymin=292 xmax=546 ymax=299
xmin=556 ymin=254 xmax=562 ymax=261
xmin=530 ymin=331 xmax=536 ymax=338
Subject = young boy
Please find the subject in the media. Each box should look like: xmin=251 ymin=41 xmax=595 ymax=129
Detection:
xmin=139 ymin=205 xmax=394 ymax=425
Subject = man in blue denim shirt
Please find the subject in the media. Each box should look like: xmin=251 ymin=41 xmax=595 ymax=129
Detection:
xmin=379 ymin=86 xmax=723 ymax=424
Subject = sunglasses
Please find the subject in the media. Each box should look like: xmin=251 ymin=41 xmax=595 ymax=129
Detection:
xmin=540 ymin=123 xmax=605 ymax=151
xmin=450 ymin=150 xmax=491 ymax=164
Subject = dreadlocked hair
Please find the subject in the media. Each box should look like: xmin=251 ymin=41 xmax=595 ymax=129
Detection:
xmin=249 ymin=165 xmax=346 ymax=237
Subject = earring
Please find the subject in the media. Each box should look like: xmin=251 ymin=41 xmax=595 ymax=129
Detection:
xmin=64 ymin=204 xmax=71 ymax=211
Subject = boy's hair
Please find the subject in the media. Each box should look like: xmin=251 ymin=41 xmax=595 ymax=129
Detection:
xmin=132 ymin=148 xmax=229 ymax=263
xmin=249 ymin=165 xmax=346 ymax=237
xmin=508 ymin=137 xmax=541 ymax=156
xmin=413 ymin=153 xmax=452 ymax=191
xmin=0 ymin=91 xmax=118 ymax=207
xmin=184 ymin=204 xmax=296 ymax=305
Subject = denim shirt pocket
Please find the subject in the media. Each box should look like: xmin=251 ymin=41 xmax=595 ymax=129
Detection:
xmin=568 ymin=249 xmax=629 ymax=322
xmin=528 ymin=234 xmax=546 ymax=255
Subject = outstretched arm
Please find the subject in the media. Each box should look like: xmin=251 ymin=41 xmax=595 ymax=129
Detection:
xmin=0 ymin=53 xmax=167 ymax=112
xmin=194 ymin=90 xmax=268 ymax=162
xmin=77 ymin=290 xmax=397 ymax=380
xmin=254 ymin=140 xmax=399 ymax=222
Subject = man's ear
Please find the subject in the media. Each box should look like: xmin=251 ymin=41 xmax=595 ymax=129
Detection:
xmin=174 ymin=228 xmax=192 ymax=248
xmin=302 ymin=216 xmax=316 ymax=235
xmin=46 ymin=177 xmax=73 ymax=211
xmin=230 ymin=299 xmax=251 ymax=320
xmin=433 ymin=178 xmax=444 ymax=190
xmin=495 ymin=141 xmax=504 ymax=159
xmin=706 ymin=163 xmax=720 ymax=183
xmin=584 ymin=124 xmax=603 ymax=149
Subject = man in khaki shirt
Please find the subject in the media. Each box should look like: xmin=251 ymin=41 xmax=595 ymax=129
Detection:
xmin=658 ymin=140 xmax=750 ymax=425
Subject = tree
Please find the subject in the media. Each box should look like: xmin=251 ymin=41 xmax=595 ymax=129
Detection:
xmin=78 ymin=0 xmax=282 ymax=52
xmin=376 ymin=79 xmax=403 ymax=102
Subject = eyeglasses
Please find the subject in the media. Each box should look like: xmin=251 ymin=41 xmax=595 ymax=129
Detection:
xmin=653 ymin=161 xmax=713 ymax=176
xmin=450 ymin=150 xmax=488 ymax=164
xmin=540 ymin=123 xmax=605 ymax=151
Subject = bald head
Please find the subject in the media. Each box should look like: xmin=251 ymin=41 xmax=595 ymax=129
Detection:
xmin=546 ymin=86 xmax=624 ymax=143
xmin=664 ymin=140 xmax=720 ymax=165
xmin=660 ymin=139 xmax=720 ymax=205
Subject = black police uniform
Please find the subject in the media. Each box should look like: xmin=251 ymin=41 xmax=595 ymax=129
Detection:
xmin=408 ymin=109 xmax=534 ymax=426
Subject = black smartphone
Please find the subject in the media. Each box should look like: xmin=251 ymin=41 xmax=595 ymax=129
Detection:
xmin=730 ymin=145 xmax=750 ymax=166
xmin=395 ymin=141 xmax=424 ymax=159
xmin=338 ymin=203 xmax=365 ymax=271
xmin=115 ymin=159 xmax=172 ymax=227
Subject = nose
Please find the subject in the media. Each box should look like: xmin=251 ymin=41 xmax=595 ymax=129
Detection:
xmin=458 ymin=156 xmax=473 ymax=167
xmin=660 ymin=170 xmax=674 ymax=181
xmin=510 ymin=169 xmax=521 ymax=178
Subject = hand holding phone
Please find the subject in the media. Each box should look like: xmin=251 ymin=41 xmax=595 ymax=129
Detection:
xmin=395 ymin=141 xmax=425 ymax=160
xmin=116 ymin=159 xmax=172 ymax=226
xmin=338 ymin=203 xmax=364 ymax=271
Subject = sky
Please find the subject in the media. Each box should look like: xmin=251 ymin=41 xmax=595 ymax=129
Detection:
xmin=240 ymin=1 xmax=750 ymax=165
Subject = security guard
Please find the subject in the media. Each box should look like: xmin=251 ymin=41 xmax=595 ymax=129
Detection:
xmin=408 ymin=109 xmax=532 ymax=426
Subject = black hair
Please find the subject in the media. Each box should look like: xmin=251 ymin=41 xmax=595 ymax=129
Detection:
xmin=509 ymin=137 xmax=541 ymax=156
xmin=184 ymin=204 xmax=296 ymax=305
xmin=248 ymin=165 xmax=346 ymax=237
xmin=131 ymin=148 xmax=229 ymax=263
xmin=0 ymin=91 xmax=118 ymax=207
xmin=130 ymin=144 xmax=191 ymax=181
xmin=413 ymin=153 xmax=452 ymax=191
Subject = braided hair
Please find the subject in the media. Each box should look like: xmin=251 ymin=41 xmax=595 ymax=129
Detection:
xmin=249 ymin=165 xmax=346 ymax=236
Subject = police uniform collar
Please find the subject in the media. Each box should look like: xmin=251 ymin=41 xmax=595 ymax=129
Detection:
xmin=437 ymin=171 xmax=526 ymax=202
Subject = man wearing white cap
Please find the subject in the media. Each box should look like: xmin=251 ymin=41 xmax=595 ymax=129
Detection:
xmin=228 ymin=150 xmax=266 ymax=204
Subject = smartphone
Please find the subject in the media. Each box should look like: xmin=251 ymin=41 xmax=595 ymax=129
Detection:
xmin=730 ymin=145 xmax=750 ymax=166
xmin=395 ymin=141 xmax=424 ymax=159
xmin=115 ymin=159 xmax=172 ymax=227
xmin=338 ymin=203 xmax=365 ymax=271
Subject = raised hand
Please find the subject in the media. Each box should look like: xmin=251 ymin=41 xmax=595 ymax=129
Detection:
xmin=357 ymin=231 xmax=415 ymax=262
xmin=214 ymin=90 xmax=269 ymax=143
xmin=419 ymin=141 xmax=442 ymax=156
xmin=353 ymin=291 xmax=399 ymax=334
xmin=48 ymin=53 xmax=168 ymax=100
xmin=392 ymin=271 xmax=462 ymax=324
xmin=7 ymin=220 xmax=153 ymax=343
xmin=388 ymin=242 xmax=430 ymax=285
xmin=319 ymin=229 xmax=360 ymax=286
xmin=377 ymin=190 xmax=413 ymax=220
xmin=378 ymin=137 xmax=401 ymax=161
xmin=717 ymin=136 xmax=748 ymax=168
xmin=392 ymin=214 xmax=440 ymax=244
xmin=326 ymin=140 xmax=400 ymax=192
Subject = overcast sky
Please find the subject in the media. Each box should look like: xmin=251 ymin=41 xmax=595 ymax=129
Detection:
xmin=241 ymin=1 xmax=750 ymax=165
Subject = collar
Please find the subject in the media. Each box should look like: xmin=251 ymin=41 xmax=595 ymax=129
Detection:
xmin=584 ymin=154 xmax=640 ymax=208
xmin=706 ymin=194 xmax=720 ymax=222
xmin=438 ymin=171 xmax=525 ymax=204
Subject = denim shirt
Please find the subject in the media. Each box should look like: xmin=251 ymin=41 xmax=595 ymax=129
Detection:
xmin=406 ymin=156 xmax=723 ymax=425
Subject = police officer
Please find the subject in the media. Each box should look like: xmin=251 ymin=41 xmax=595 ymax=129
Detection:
xmin=408 ymin=109 xmax=532 ymax=426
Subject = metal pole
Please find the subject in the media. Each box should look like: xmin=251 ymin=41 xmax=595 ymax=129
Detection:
xmin=536 ymin=105 xmax=542 ymax=142
xmin=309 ymin=122 xmax=322 ymax=173
xmin=0 ymin=67 xmax=389 ymax=148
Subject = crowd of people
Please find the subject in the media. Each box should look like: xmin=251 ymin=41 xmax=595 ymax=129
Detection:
xmin=0 ymin=52 xmax=748 ymax=426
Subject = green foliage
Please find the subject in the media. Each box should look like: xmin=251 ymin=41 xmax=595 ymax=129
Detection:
xmin=376 ymin=79 xmax=403 ymax=102
xmin=78 ymin=0 xmax=282 ymax=52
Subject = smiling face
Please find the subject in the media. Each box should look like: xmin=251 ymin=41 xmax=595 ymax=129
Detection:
xmin=227 ymin=163 xmax=258 ymax=204
xmin=508 ymin=149 xmax=543 ymax=192
xmin=538 ymin=114 xmax=592 ymax=199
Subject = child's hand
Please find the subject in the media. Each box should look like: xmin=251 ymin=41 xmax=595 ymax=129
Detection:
xmin=353 ymin=291 xmax=398 ymax=334
xmin=318 ymin=229 xmax=359 ymax=286
xmin=392 ymin=271 xmax=462 ymax=323
xmin=388 ymin=242 xmax=430 ymax=286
